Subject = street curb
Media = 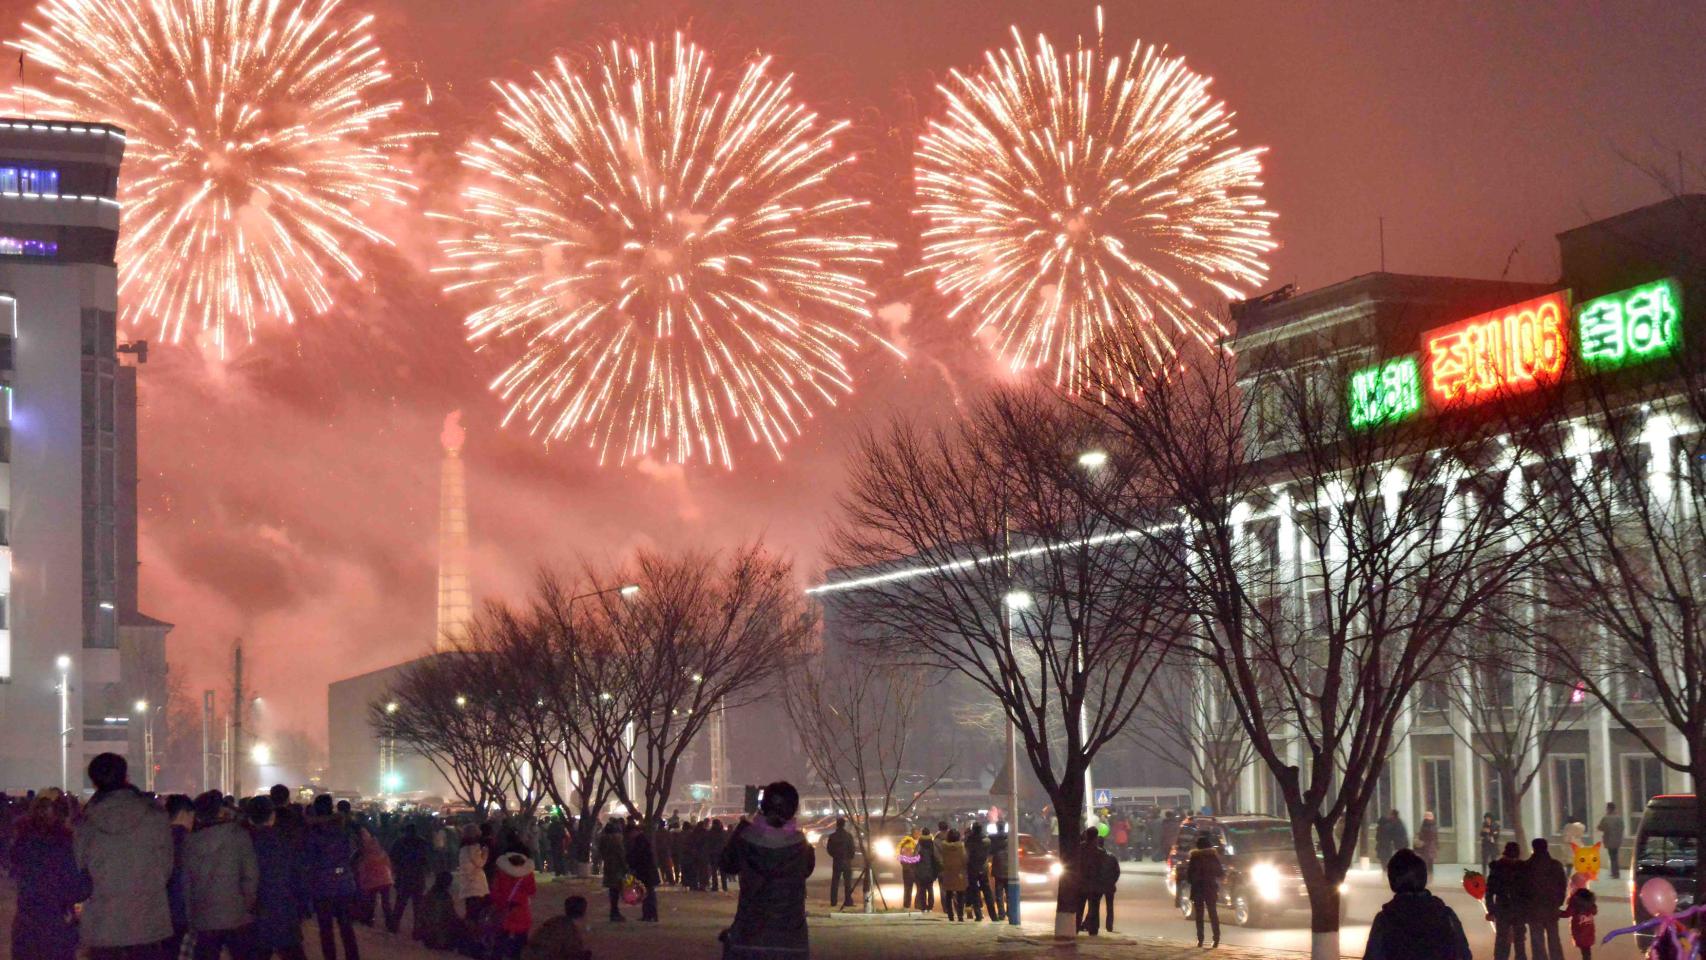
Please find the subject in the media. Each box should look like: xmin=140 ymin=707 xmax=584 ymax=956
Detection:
xmin=814 ymin=910 xmax=928 ymax=922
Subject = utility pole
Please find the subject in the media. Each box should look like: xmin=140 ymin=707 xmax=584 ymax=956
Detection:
xmin=201 ymin=690 xmax=215 ymax=792
xmin=231 ymin=639 xmax=244 ymax=798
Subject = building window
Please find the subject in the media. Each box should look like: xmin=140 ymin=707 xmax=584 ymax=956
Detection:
xmin=1623 ymin=666 xmax=1659 ymax=703
xmin=0 ymin=509 xmax=9 ymax=545
xmin=0 ymin=166 xmax=60 ymax=196
xmin=1551 ymin=755 xmax=1589 ymax=834
xmin=1245 ymin=518 xmax=1280 ymax=571
xmin=0 ymin=236 xmax=58 ymax=257
xmin=1421 ymin=757 xmax=1455 ymax=828
xmin=1418 ymin=678 xmax=1450 ymax=713
xmin=0 ymin=594 xmax=9 ymax=629
xmin=1623 ymin=755 xmax=1665 ymax=827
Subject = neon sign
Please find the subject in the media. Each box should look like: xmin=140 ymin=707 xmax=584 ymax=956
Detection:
xmin=1423 ymin=291 xmax=1569 ymax=406
xmin=1576 ymin=278 xmax=1681 ymax=371
xmin=1347 ymin=356 xmax=1421 ymax=430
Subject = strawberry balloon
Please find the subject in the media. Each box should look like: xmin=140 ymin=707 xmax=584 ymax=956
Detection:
xmin=1463 ymin=869 xmax=1487 ymax=900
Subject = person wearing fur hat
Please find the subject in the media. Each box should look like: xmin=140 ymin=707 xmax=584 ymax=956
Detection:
xmin=488 ymin=850 xmax=537 ymax=959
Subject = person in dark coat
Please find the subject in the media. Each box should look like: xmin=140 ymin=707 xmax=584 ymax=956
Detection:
xmin=681 ymin=821 xmax=705 ymax=891
xmin=597 ymin=820 xmax=629 ymax=922
xmin=415 ymin=872 xmax=461 ymax=950
xmin=963 ymin=823 xmax=994 ymax=922
xmin=1074 ymin=828 xmax=1118 ymax=937
xmin=913 ymin=832 xmax=940 ymax=912
xmin=1184 ymin=833 xmax=1224 ymax=948
xmin=719 ymin=781 xmax=815 ymax=960
xmin=1525 ymin=838 xmax=1569 ymax=960
xmin=1365 ymin=849 xmax=1472 ymax=960
xmin=303 ymin=794 xmax=361 ymax=960
xmin=1416 ymin=812 xmax=1440 ymax=879
xmin=825 ymin=818 xmax=856 ymax=908
xmin=247 ymin=796 xmax=309 ymax=960
xmin=1376 ymin=810 xmax=1409 ymax=866
xmin=1485 ymin=841 xmax=1529 ymax=960
xmin=705 ymin=820 xmax=730 ymax=892
xmin=164 ymin=793 xmax=195 ymax=957
xmin=386 ymin=822 xmax=432 ymax=935
xmin=988 ymin=830 xmax=1011 ymax=921
xmin=1597 ymin=803 xmax=1625 ymax=880
xmin=8 ymin=792 xmax=86 ymax=960
xmin=1480 ymin=814 xmax=1502 ymax=876
xmin=624 ymin=823 xmax=661 ymax=922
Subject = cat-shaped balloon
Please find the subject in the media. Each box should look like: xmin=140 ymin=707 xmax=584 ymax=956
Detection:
xmin=1571 ymin=841 xmax=1602 ymax=881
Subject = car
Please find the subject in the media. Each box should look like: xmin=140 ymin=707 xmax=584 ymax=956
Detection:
xmin=1167 ymin=815 xmax=1316 ymax=927
xmin=1010 ymin=832 xmax=1064 ymax=885
xmin=1632 ymin=794 xmax=1697 ymax=949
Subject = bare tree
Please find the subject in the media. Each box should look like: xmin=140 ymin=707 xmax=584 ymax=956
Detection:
xmin=781 ymin=649 xmax=949 ymax=911
xmin=1127 ymin=653 xmax=1258 ymax=818
xmin=601 ymin=543 xmax=817 ymax=826
xmin=1092 ymin=341 xmax=1549 ymax=959
xmin=827 ymin=388 xmax=1177 ymax=935
xmin=372 ymin=652 xmax=516 ymax=816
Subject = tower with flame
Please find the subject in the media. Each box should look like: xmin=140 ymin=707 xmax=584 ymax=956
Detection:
xmin=435 ymin=412 xmax=472 ymax=650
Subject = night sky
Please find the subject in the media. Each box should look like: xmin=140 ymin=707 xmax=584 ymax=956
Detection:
xmin=3 ymin=0 xmax=1703 ymax=752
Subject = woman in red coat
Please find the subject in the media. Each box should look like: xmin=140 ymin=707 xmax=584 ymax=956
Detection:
xmin=488 ymin=851 xmax=537 ymax=959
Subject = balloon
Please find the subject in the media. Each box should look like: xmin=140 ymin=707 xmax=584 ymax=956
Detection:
xmin=1097 ymin=823 xmax=1110 ymax=838
xmin=1569 ymin=872 xmax=1590 ymax=895
xmin=1462 ymin=870 xmax=1487 ymax=900
xmin=1641 ymin=877 xmax=1678 ymax=917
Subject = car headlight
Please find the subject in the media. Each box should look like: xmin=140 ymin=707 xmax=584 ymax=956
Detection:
xmin=1338 ymin=882 xmax=1349 ymax=894
xmin=1020 ymin=872 xmax=1050 ymax=884
xmin=874 ymin=837 xmax=896 ymax=859
xmin=1250 ymin=862 xmax=1283 ymax=901
xmin=806 ymin=830 xmax=821 ymax=846
xmin=1048 ymin=861 xmax=1064 ymax=878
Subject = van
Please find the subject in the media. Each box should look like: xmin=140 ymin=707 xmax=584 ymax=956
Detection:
xmin=1632 ymin=795 xmax=1699 ymax=942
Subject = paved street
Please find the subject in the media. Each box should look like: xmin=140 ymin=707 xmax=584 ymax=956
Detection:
xmin=0 ymin=860 xmax=1643 ymax=960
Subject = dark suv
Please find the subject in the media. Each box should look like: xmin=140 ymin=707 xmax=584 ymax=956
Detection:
xmin=1167 ymin=815 xmax=1311 ymax=927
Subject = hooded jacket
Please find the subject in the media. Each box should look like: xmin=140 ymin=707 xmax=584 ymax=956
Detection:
xmin=303 ymin=816 xmax=359 ymax=900
xmin=937 ymin=840 xmax=968 ymax=893
xmin=74 ymin=787 xmax=175 ymax=948
xmin=964 ymin=832 xmax=990 ymax=879
xmin=1364 ymin=890 xmax=1472 ymax=960
xmin=356 ymin=829 xmax=394 ymax=892
xmin=720 ymin=817 xmax=815 ymax=960
xmin=489 ymin=853 xmax=538 ymax=935
xmin=184 ymin=819 xmax=260 ymax=931
xmin=453 ymin=840 xmax=489 ymax=900
xmin=9 ymin=816 xmax=87 ymax=958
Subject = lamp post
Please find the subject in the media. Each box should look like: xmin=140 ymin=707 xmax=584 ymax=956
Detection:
xmin=55 ymin=654 xmax=71 ymax=791
xmin=1075 ymin=449 xmax=1106 ymax=824
xmin=1001 ymin=589 xmax=1031 ymax=926
xmin=134 ymin=699 xmax=158 ymax=792
xmin=567 ymin=584 xmax=640 ymax=808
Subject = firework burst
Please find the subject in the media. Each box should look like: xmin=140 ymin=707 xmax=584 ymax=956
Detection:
xmin=436 ymin=35 xmax=894 ymax=468
xmin=916 ymin=10 xmax=1276 ymax=389
xmin=14 ymin=0 xmax=414 ymax=351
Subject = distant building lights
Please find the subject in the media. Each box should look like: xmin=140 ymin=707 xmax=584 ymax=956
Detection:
xmin=0 ymin=236 xmax=58 ymax=257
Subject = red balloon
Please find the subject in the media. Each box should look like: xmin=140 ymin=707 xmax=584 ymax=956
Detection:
xmin=1462 ymin=870 xmax=1487 ymax=900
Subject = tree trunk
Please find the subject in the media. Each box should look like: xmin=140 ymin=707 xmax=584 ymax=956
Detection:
xmin=1308 ymin=883 xmax=1342 ymax=960
xmin=1504 ymin=770 xmax=1527 ymax=848
xmin=1054 ymin=795 xmax=1083 ymax=939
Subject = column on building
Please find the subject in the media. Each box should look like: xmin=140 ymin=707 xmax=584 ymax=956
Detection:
xmin=1449 ymin=689 xmax=1479 ymax=865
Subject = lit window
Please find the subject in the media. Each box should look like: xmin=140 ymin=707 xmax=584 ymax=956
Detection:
xmin=0 ymin=166 xmax=61 ymax=196
xmin=0 ymin=236 xmax=57 ymax=257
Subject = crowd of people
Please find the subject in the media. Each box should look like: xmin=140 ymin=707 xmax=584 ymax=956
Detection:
xmin=2 ymin=759 xmax=819 ymax=960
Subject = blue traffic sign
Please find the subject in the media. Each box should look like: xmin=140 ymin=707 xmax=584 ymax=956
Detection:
xmin=1093 ymin=788 xmax=1112 ymax=808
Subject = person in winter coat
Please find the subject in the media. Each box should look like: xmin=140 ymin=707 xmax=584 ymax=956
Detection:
xmin=303 ymin=794 xmax=361 ymax=960
xmin=1561 ymin=818 xmax=1586 ymax=851
xmin=825 ymin=818 xmax=856 ymax=908
xmin=8 ymin=792 xmax=86 ymax=960
xmin=937 ymin=830 xmax=969 ymax=922
xmin=913 ymin=832 xmax=940 ymax=912
xmin=1364 ymin=849 xmax=1472 ymax=960
xmin=988 ymin=830 xmax=1011 ymax=921
xmin=75 ymin=753 xmax=176 ymax=960
xmin=1184 ymin=834 xmax=1224 ymax=948
xmin=416 ymin=872 xmax=461 ymax=950
xmin=1561 ymin=888 xmax=1596 ymax=960
xmin=897 ymin=832 xmax=919 ymax=911
xmin=184 ymin=790 xmax=260 ymax=959
xmin=386 ymin=822 xmax=433 ymax=935
xmin=624 ymin=823 xmax=661 ymax=922
xmin=719 ymin=780 xmax=815 ymax=960
xmin=1480 ymin=814 xmax=1502 ymax=875
xmin=1485 ymin=841 xmax=1530 ymax=960
xmin=522 ymin=894 xmax=590 ymax=960
xmin=487 ymin=851 xmax=537 ymax=960
xmin=164 ymin=793 xmax=195 ymax=958
xmin=245 ymin=796 xmax=309 ymax=960
xmin=1525 ymin=838 xmax=1570 ymax=960
xmin=1074 ymin=828 xmax=1117 ymax=937
xmin=1111 ymin=816 xmax=1131 ymax=861
xmin=454 ymin=823 xmax=491 ymax=922
xmin=706 ymin=820 xmax=730 ymax=892
xmin=963 ymin=824 xmax=994 ymax=922
xmin=354 ymin=827 xmax=394 ymax=927
xmin=543 ymin=817 xmax=569 ymax=879
xmin=598 ymin=820 xmax=629 ymax=922
xmin=1375 ymin=810 xmax=1409 ymax=866
xmin=1596 ymin=803 xmax=1624 ymax=880
xmin=1416 ymin=812 xmax=1439 ymax=878
xmin=1158 ymin=812 xmax=1182 ymax=864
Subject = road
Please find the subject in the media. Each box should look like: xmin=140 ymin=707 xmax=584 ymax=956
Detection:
xmin=831 ymin=860 xmax=1641 ymax=958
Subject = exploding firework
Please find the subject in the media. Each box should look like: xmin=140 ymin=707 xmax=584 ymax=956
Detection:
xmin=436 ymin=35 xmax=894 ymax=468
xmin=916 ymin=10 xmax=1276 ymax=389
xmin=13 ymin=0 xmax=413 ymax=350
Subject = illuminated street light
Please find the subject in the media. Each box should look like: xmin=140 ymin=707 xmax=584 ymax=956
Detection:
xmin=250 ymin=742 xmax=271 ymax=766
xmin=385 ymin=701 xmax=399 ymax=714
xmin=455 ymin=695 xmax=468 ymax=708
xmin=1077 ymin=449 xmax=1109 ymax=470
xmin=134 ymin=699 xmax=148 ymax=714
xmin=1003 ymin=590 xmax=1033 ymax=610
xmin=619 ymin=584 xmax=641 ymax=598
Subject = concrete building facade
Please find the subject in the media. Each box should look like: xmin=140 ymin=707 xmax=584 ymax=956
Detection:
xmin=0 ymin=118 xmax=170 ymax=793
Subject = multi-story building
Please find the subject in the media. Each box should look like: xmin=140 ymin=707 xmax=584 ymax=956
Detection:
xmin=0 ymin=118 xmax=171 ymax=793
xmin=1224 ymin=194 xmax=1703 ymax=864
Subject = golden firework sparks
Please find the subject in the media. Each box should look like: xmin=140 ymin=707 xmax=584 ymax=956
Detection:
xmin=916 ymin=9 xmax=1276 ymax=390
xmin=436 ymin=35 xmax=894 ymax=468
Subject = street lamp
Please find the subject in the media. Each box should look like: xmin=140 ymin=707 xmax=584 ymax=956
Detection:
xmin=1077 ymin=449 xmax=1109 ymax=470
xmin=249 ymin=742 xmax=271 ymax=767
xmin=1001 ymin=590 xmax=1030 ymax=926
xmin=567 ymin=584 xmax=642 ymax=800
xmin=134 ymin=699 xmax=159 ymax=792
xmin=55 ymin=655 xmax=71 ymax=791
